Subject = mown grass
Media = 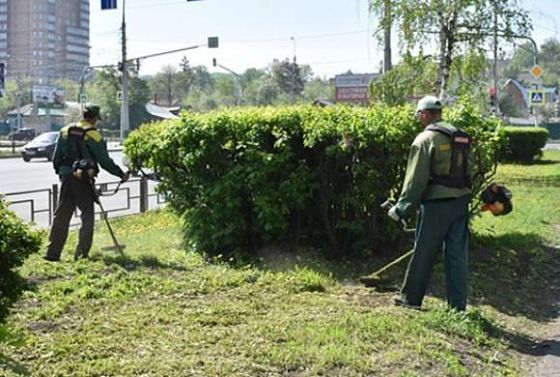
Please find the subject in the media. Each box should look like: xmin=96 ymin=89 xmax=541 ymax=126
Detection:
xmin=1 ymin=151 xmax=559 ymax=376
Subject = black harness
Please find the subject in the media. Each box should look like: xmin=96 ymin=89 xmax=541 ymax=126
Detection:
xmin=62 ymin=125 xmax=99 ymax=181
xmin=426 ymin=123 xmax=472 ymax=189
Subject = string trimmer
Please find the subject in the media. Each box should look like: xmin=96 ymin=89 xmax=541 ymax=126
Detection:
xmin=359 ymin=200 xmax=415 ymax=288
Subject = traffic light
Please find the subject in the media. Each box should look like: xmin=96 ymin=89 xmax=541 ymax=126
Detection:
xmin=212 ymin=58 xmax=217 ymax=67
xmin=208 ymin=36 xmax=219 ymax=48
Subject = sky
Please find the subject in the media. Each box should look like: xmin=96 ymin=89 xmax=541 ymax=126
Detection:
xmin=89 ymin=0 xmax=560 ymax=79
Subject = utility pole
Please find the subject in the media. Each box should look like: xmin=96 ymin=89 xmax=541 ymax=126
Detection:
xmin=120 ymin=0 xmax=129 ymax=142
xmin=383 ymin=0 xmax=392 ymax=73
xmin=492 ymin=0 xmax=500 ymax=115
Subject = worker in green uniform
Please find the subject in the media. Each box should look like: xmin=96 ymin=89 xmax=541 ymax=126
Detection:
xmin=44 ymin=105 xmax=129 ymax=262
xmin=388 ymin=96 xmax=472 ymax=311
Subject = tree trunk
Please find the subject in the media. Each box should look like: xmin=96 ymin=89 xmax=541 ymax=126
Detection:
xmin=383 ymin=0 xmax=393 ymax=73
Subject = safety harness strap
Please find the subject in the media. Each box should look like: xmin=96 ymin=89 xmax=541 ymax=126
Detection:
xmin=426 ymin=123 xmax=472 ymax=189
xmin=61 ymin=125 xmax=96 ymax=166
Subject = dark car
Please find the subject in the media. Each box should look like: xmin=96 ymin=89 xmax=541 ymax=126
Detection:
xmin=21 ymin=131 xmax=59 ymax=162
xmin=8 ymin=128 xmax=36 ymax=141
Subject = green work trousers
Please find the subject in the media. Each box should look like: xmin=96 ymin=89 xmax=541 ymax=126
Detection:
xmin=46 ymin=176 xmax=96 ymax=261
xmin=400 ymin=194 xmax=470 ymax=311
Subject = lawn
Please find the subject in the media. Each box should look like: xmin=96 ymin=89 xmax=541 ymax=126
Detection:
xmin=1 ymin=151 xmax=559 ymax=376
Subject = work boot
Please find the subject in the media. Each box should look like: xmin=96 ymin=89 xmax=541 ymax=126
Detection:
xmin=392 ymin=295 xmax=421 ymax=310
xmin=74 ymin=248 xmax=89 ymax=261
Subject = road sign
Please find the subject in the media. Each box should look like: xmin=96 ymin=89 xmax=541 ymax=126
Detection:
xmin=529 ymin=90 xmax=545 ymax=106
xmin=530 ymin=65 xmax=543 ymax=79
xmin=79 ymin=93 xmax=88 ymax=104
xmin=101 ymin=0 xmax=117 ymax=10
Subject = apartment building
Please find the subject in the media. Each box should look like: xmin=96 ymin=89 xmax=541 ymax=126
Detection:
xmin=0 ymin=0 xmax=89 ymax=84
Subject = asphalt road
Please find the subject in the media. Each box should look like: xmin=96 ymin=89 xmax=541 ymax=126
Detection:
xmin=0 ymin=151 xmax=163 ymax=228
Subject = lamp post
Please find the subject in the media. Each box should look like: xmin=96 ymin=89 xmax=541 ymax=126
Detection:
xmin=78 ymin=65 xmax=94 ymax=110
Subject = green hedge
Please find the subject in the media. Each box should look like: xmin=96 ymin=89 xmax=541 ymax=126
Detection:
xmin=502 ymin=126 xmax=549 ymax=163
xmin=0 ymin=199 xmax=42 ymax=323
xmin=125 ymin=104 xmax=503 ymax=258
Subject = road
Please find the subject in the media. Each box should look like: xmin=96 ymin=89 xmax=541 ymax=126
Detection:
xmin=0 ymin=151 xmax=163 ymax=228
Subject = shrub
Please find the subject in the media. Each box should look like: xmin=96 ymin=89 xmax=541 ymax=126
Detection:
xmin=0 ymin=199 xmax=42 ymax=323
xmin=501 ymin=126 xmax=549 ymax=163
xmin=125 ymin=104 xmax=503 ymax=259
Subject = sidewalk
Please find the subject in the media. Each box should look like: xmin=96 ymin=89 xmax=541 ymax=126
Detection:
xmin=530 ymin=317 xmax=560 ymax=376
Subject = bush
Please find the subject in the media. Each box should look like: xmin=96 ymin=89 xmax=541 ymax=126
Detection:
xmin=501 ymin=126 xmax=549 ymax=163
xmin=0 ymin=199 xmax=42 ymax=323
xmin=125 ymin=104 xmax=503 ymax=259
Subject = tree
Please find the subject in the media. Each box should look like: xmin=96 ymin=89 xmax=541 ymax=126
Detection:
xmin=0 ymin=76 xmax=33 ymax=119
xmin=303 ymin=77 xmax=334 ymax=101
xmin=53 ymin=78 xmax=80 ymax=105
xmin=271 ymin=59 xmax=305 ymax=98
xmin=369 ymin=0 xmax=393 ymax=72
xmin=87 ymin=69 xmax=120 ymax=130
xmin=369 ymin=53 xmax=438 ymax=105
xmin=88 ymin=68 xmax=150 ymax=132
xmin=213 ymin=74 xmax=238 ymax=107
xmin=149 ymin=65 xmax=177 ymax=106
xmin=504 ymin=38 xmax=560 ymax=87
xmin=173 ymin=59 xmax=192 ymax=101
xmin=371 ymin=0 xmax=531 ymax=98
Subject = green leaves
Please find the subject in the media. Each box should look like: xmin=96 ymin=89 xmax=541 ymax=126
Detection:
xmin=0 ymin=199 xmax=42 ymax=323
xmin=501 ymin=126 xmax=549 ymax=163
xmin=124 ymin=104 xmax=501 ymax=258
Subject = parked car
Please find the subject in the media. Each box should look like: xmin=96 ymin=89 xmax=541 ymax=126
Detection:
xmin=21 ymin=131 xmax=59 ymax=162
xmin=8 ymin=128 xmax=36 ymax=141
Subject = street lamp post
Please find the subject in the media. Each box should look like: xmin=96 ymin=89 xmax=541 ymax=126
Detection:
xmin=78 ymin=66 xmax=94 ymax=110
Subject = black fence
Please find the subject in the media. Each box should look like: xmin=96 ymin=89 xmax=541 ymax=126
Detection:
xmin=2 ymin=176 xmax=164 ymax=228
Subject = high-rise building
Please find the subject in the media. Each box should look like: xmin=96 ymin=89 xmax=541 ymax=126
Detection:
xmin=0 ymin=0 xmax=89 ymax=84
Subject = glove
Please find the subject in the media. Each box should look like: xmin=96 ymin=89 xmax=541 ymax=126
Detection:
xmin=387 ymin=206 xmax=401 ymax=222
xmin=121 ymin=171 xmax=130 ymax=183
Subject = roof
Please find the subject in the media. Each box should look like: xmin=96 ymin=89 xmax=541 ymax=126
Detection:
xmin=505 ymin=79 xmax=529 ymax=107
xmin=7 ymin=103 xmax=68 ymax=117
xmin=505 ymin=79 xmax=558 ymax=108
xmin=145 ymin=102 xmax=179 ymax=119
xmin=505 ymin=117 xmax=538 ymax=126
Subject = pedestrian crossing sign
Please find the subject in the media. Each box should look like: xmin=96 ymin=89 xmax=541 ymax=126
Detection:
xmin=529 ymin=90 xmax=545 ymax=106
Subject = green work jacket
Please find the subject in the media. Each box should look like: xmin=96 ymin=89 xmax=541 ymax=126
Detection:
xmin=395 ymin=121 xmax=471 ymax=219
xmin=52 ymin=119 xmax=125 ymax=179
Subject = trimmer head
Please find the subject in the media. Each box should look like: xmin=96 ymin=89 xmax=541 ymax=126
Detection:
xmin=359 ymin=274 xmax=392 ymax=287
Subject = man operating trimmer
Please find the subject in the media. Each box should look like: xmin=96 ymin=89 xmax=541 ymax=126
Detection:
xmin=387 ymin=96 xmax=473 ymax=311
xmin=44 ymin=104 xmax=129 ymax=262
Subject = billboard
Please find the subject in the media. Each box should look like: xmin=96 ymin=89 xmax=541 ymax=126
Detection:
xmin=32 ymin=85 xmax=64 ymax=106
xmin=334 ymin=73 xmax=379 ymax=103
